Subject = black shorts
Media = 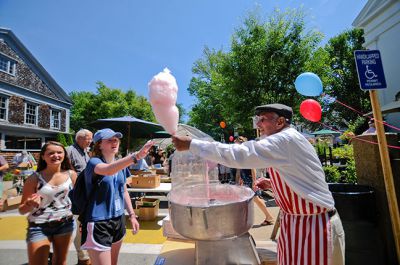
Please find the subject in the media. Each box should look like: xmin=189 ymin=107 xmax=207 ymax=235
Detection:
xmin=81 ymin=215 xmax=126 ymax=251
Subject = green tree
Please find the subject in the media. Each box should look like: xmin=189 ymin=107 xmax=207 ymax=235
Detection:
xmin=320 ymin=28 xmax=369 ymax=129
xmin=176 ymin=103 xmax=186 ymax=124
xmin=66 ymin=134 xmax=74 ymax=146
xmin=69 ymin=82 xmax=156 ymax=132
xmin=56 ymin=133 xmax=67 ymax=146
xmin=188 ymin=9 xmax=322 ymax=138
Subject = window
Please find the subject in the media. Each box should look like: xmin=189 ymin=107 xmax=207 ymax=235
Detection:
xmin=4 ymin=135 xmax=42 ymax=150
xmin=50 ymin=109 xmax=60 ymax=129
xmin=0 ymin=96 xmax=7 ymax=120
xmin=25 ymin=103 xmax=38 ymax=125
xmin=0 ymin=55 xmax=16 ymax=75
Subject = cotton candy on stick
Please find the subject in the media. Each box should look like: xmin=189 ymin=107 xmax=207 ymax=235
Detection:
xmin=148 ymin=68 xmax=179 ymax=135
xmin=152 ymin=105 xmax=179 ymax=135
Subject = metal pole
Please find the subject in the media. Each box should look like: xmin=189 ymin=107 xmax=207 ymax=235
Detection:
xmin=369 ymin=89 xmax=400 ymax=264
xmin=127 ymin=123 xmax=131 ymax=155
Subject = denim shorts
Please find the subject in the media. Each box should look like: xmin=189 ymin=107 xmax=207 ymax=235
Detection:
xmin=26 ymin=218 xmax=75 ymax=243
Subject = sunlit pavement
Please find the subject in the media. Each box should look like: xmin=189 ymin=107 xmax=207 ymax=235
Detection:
xmin=0 ymin=195 xmax=278 ymax=265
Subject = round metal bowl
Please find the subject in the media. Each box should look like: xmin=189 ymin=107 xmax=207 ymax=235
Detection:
xmin=168 ymin=183 xmax=255 ymax=241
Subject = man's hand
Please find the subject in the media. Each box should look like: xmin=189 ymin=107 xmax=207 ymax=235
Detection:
xmin=171 ymin=136 xmax=192 ymax=151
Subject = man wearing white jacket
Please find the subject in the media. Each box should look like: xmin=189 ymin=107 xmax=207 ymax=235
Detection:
xmin=172 ymin=103 xmax=345 ymax=265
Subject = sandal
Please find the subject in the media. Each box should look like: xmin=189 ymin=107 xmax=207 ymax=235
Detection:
xmin=260 ymin=219 xmax=274 ymax=226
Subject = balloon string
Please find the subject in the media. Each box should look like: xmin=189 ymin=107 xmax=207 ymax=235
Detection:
xmin=317 ymin=122 xmax=400 ymax=150
xmin=334 ymin=99 xmax=400 ymax=132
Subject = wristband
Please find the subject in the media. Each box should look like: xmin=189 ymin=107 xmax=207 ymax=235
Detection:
xmin=131 ymin=152 xmax=138 ymax=163
xmin=129 ymin=213 xmax=136 ymax=218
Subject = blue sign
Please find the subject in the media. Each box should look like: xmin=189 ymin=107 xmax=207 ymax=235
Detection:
xmin=354 ymin=50 xmax=387 ymax=90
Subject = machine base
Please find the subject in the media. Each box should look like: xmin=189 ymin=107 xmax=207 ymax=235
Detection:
xmin=195 ymin=232 xmax=260 ymax=265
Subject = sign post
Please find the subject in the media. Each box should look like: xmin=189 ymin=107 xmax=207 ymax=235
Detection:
xmin=355 ymin=49 xmax=400 ymax=264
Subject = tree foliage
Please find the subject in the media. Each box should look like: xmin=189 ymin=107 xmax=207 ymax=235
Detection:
xmin=188 ymin=9 xmax=322 ymax=138
xmin=309 ymin=28 xmax=369 ymax=131
xmin=188 ymin=9 xmax=369 ymax=137
xmin=69 ymin=82 xmax=156 ymax=132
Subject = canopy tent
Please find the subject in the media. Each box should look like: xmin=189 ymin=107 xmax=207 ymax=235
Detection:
xmin=311 ymin=129 xmax=341 ymax=136
xmin=151 ymin=124 xmax=214 ymax=149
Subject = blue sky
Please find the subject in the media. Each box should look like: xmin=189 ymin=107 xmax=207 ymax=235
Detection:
xmin=0 ymin=0 xmax=367 ymax=118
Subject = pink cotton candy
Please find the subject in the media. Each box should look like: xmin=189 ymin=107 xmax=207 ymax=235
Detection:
xmin=153 ymin=105 xmax=179 ymax=135
xmin=148 ymin=68 xmax=178 ymax=105
xmin=148 ymin=68 xmax=179 ymax=135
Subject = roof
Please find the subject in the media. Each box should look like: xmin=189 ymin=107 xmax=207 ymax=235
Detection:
xmin=0 ymin=27 xmax=72 ymax=105
xmin=352 ymin=0 xmax=396 ymax=28
xmin=365 ymin=100 xmax=400 ymax=115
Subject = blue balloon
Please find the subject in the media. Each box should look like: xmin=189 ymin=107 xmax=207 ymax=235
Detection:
xmin=294 ymin=72 xmax=323 ymax=96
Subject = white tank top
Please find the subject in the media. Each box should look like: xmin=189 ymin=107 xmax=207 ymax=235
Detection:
xmin=28 ymin=170 xmax=73 ymax=224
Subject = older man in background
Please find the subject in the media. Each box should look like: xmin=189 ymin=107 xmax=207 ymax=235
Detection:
xmin=67 ymin=129 xmax=93 ymax=265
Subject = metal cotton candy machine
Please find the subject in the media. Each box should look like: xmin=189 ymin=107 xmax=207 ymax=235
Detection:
xmin=168 ymin=151 xmax=261 ymax=265
xmin=168 ymin=183 xmax=254 ymax=240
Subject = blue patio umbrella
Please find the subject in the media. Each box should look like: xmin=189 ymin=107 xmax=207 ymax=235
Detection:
xmin=153 ymin=130 xmax=171 ymax=138
xmin=91 ymin=116 xmax=164 ymax=152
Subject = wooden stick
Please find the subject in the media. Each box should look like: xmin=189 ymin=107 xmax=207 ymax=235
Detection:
xmin=370 ymin=89 xmax=400 ymax=264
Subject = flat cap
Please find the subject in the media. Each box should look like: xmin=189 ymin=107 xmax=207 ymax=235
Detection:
xmin=255 ymin=103 xmax=293 ymax=121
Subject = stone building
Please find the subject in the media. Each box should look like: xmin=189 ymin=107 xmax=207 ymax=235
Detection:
xmin=0 ymin=27 xmax=72 ymax=159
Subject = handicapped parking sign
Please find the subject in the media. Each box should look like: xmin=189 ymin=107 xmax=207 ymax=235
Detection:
xmin=354 ymin=50 xmax=387 ymax=90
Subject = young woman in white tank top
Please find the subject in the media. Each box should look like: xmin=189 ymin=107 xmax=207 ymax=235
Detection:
xmin=19 ymin=141 xmax=77 ymax=265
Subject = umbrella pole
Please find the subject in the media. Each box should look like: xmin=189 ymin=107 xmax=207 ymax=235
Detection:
xmin=127 ymin=123 xmax=131 ymax=155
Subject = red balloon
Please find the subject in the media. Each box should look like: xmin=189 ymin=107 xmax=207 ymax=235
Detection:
xmin=220 ymin=121 xmax=226 ymax=129
xmin=300 ymin=99 xmax=322 ymax=122
xmin=229 ymin=136 xmax=234 ymax=142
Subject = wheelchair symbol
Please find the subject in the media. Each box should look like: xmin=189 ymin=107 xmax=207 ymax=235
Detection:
xmin=365 ymin=65 xmax=377 ymax=80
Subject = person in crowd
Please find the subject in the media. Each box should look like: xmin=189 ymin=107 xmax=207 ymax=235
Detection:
xmin=172 ymin=103 xmax=345 ymax=265
xmin=66 ymin=129 xmax=93 ymax=265
xmin=0 ymin=154 xmax=9 ymax=209
xmin=145 ymin=146 xmax=157 ymax=167
xmin=130 ymin=158 xmax=150 ymax=171
xmin=152 ymin=147 xmax=166 ymax=166
xmin=19 ymin=141 xmax=77 ymax=265
xmin=218 ymin=164 xmax=230 ymax=183
xmin=235 ymin=136 xmax=275 ymax=226
xmin=12 ymin=150 xmax=36 ymax=178
xmin=81 ymin=128 xmax=153 ymax=265
xmin=167 ymin=147 xmax=175 ymax=177
xmin=362 ymin=118 xmax=376 ymax=135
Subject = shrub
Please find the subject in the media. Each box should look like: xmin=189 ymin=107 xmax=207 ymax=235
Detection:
xmin=341 ymin=159 xmax=357 ymax=184
xmin=56 ymin=133 xmax=68 ymax=146
xmin=332 ymin=145 xmax=353 ymax=159
xmin=66 ymin=134 xmax=74 ymax=146
xmin=323 ymin=165 xmax=341 ymax=183
xmin=315 ymin=141 xmax=329 ymax=156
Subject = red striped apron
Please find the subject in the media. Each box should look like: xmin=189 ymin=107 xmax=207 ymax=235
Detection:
xmin=268 ymin=167 xmax=332 ymax=265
